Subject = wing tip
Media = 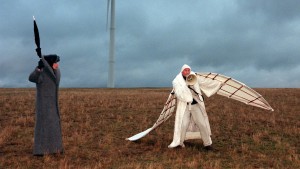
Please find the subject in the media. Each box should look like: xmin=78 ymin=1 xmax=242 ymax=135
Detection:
xmin=125 ymin=138 xmax=132 ymax=141
xmin=126 ymin=137 xmax=137 ymax=141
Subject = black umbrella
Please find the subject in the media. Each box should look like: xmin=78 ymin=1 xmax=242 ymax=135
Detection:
xmin=33 ymin=16 xmax=42 ymax=58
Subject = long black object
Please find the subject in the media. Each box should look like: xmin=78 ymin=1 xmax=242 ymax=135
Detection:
xmin=33 ymin=16 xmax=42 ymax=58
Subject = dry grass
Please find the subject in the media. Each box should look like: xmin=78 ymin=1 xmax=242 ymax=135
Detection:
xmin=0 ymin=88 xmax=299 ymax=169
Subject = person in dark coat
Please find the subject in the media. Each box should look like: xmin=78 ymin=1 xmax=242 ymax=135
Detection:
xmin=29 ymin=54 xmax=63 ymax=156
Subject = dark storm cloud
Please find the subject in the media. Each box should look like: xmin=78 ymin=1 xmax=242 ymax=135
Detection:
xmin=0 ymin=0 xmax=299 ymax=88
xmin=237 ymin=0 xmax=300 ymax=22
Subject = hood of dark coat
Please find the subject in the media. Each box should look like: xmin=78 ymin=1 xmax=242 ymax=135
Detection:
xmin=44 ymin=54 xmax=60 ymax=67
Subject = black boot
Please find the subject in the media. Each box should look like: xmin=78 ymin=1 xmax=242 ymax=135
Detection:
xmin=204 ymin=145 xmax=213 ymax=151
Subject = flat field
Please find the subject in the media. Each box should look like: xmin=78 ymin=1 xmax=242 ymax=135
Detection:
xmin=0 ymin=88 xmax=299 ymax=168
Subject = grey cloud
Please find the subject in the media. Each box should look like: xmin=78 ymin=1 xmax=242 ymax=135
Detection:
xmin=0 ymin=1 xmax=299 ymax=88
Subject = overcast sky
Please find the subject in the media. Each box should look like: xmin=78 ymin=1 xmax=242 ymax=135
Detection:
xmin=0 ymin=0 xmax=299 ymax=88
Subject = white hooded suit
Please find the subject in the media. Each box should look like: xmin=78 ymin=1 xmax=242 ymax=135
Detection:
xmin=168 ymin=64 xmax=222 ymax=148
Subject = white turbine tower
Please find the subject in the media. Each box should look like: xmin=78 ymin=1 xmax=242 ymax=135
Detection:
xmin=107 ymin=0 xmax=115 ymax=88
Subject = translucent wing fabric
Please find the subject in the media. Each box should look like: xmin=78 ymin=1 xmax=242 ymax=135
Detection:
xmin=152 ymin=90 xmax=177 ymax=127
xmin=196 ymin=72 xmax=274 ymax=111
xmin=126 ymin=90 xmax=177 ymax=141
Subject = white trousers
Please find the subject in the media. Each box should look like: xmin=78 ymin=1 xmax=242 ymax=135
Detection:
xmin=180 ymin=104 xmax=212 ymax=146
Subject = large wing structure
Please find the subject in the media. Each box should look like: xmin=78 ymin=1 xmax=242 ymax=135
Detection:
xmin=196 ymin=72 xmax=274 ymax=111
xmin=126 ymin=90 xmax=177 ymax=141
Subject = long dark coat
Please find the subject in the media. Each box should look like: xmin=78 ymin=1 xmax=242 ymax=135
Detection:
xmin=29 ymin=57 xmax=63 ymax=155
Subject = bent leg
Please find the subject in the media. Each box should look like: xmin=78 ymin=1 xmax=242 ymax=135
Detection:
xmin=190 ymin=105 xmax=212 ymax=146
xmin=180 ymin=108 xmax=191 ymax=146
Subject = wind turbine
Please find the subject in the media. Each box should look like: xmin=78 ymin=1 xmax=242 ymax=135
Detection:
xmin=107 ymin=0 xmax=115 ymax=88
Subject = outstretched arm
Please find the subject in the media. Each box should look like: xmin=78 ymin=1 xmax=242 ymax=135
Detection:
xmin=197 ymin=76 xmax=223 ymax=97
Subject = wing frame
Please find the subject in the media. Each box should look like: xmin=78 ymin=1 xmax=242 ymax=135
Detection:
xmin=196 ymin=72 xmax=274 ymax=111
xmin=126 ymin=89 xmax=177 ymax=141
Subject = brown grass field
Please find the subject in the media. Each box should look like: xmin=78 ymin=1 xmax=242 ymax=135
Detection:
xmin=0 ymin=88 xmax=299 ymax=168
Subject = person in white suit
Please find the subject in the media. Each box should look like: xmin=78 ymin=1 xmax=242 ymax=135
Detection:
xmin=168 ymin=64 xmax=223 ymax=150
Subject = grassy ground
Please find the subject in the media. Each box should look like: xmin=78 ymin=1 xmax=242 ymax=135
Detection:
xmin=0 ymin=88 xmax=299 ymax=168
